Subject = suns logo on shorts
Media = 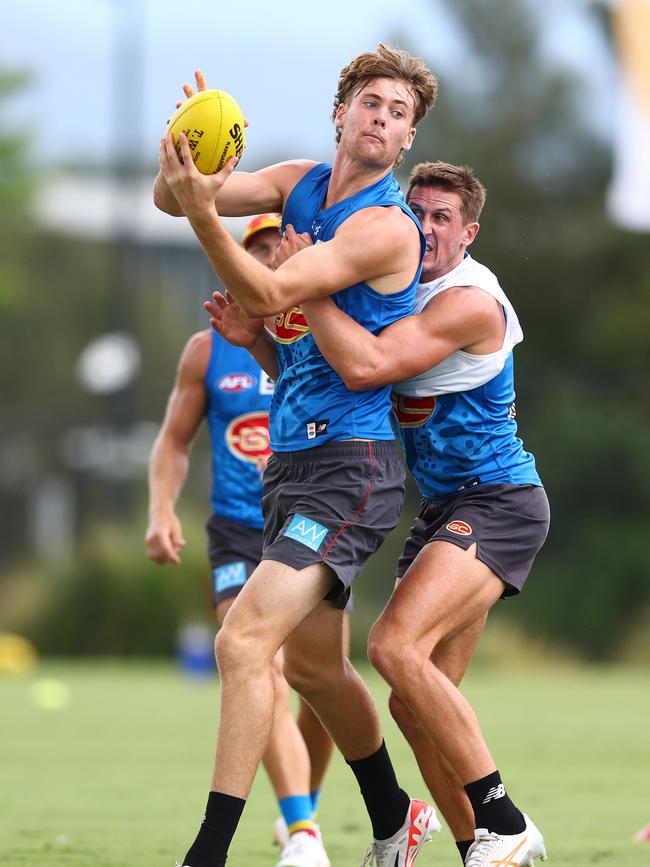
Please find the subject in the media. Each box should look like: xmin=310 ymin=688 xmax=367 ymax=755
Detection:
xmin=225 ymin=411 xmax=271 ymax=464
xmin=275 ymin=306 xmax=311 ymax=344
xmin=391 ymin=393 xmax=437 ymax=427
xmin=446 ymin=520 xmax=473 ymax=536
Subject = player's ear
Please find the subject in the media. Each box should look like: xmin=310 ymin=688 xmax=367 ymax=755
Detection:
xmin=334 ymin=102 xmax=346 ymax=128
xmin=402 ymin=126 xmax=416 ymax=152
xmin=463 ymin=222 xmax=480 ymax=246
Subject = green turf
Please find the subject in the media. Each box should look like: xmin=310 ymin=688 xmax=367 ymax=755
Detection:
xmin=1 ymin=660 xmax=648 ymax=866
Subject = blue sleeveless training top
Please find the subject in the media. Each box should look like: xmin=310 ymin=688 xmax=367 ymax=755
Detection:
xmin=393 ymin=354 xmax=541 ymax=497
xmin=204 ymin=331 xmax=273 ymax=527
xmin=392 ymin=256 xmax=541 ymax=497
xmin=269 ymin=162 xmax=424 ymax=451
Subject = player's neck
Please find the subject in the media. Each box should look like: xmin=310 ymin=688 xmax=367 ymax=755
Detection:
xmin=324 ymin=152 xmax=392 ymax=209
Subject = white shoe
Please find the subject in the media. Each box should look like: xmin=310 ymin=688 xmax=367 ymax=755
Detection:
xmin=274 ymin=815 xmax=290 ymax=847
xmin=361 ymin=799 xmax=441 ymax=866
xmin=465 ymin=813 xmax=548 ymax=866
xmin=276 ymin=830 xmax=330 ymax=867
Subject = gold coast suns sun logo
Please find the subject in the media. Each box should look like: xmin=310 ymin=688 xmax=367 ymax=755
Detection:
xmin=391 ymin=393 xmax=437 ymax=427
xmin=275 ymin=306 xmax=311 ymax=344
xmin=225 ymin=411 xmax=271 ymax=464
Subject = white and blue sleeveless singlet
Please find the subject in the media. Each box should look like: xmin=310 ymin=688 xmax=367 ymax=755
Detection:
xmin=392 ymin=254 xmax=541 ymax=497
xmin=204 ymin=331 xmax=274 ymax=528
xmin=270 ymin=162 xmax=425 ymax=452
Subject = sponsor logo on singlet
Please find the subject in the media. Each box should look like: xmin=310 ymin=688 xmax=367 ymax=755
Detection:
xmin=391 ymin=393 xmax=437 ymax=427
xmin=283 ymin=514 xmax=329 ymax=552
xmin=306 ymin=419 xmax=329 ymax=440
xmin=218 ymin=373 xmax=255 ymax=392
xmin=259 ymin=371 xmax=275 ymax=395
xmin=275 ymin=306 xmax=311 ymax=344
xmin=225 ymin=411 xmax=271 ymax=464
xmin=446 ymin=520 xmax=473 ymax=536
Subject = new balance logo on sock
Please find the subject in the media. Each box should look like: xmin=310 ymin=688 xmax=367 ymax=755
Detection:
xmin=482 ymin=783 xmax=506 ymax=804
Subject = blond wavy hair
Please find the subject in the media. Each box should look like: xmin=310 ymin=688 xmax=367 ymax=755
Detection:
xmin=332 ymin=44 xmax=438 ymax=165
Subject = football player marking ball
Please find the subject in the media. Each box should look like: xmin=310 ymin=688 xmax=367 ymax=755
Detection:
xmin=166 ymin=89 xmax=245 ymax=174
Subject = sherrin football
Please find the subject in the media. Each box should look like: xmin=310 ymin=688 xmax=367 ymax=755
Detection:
xmin=166 ymin=89 xmax=245 ymax=175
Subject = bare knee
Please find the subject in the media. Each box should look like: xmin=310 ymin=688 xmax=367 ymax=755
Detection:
xmin=368 ymin=618 xmax=407 ymax=682
xmin=368 ymin=618 xmax=432 ymax=687
xmin=215 ymin=623 xmax=270 ymax=678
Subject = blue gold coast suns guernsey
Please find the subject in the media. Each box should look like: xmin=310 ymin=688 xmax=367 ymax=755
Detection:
xmin=270 ymin=163 xmax=425 ymax=451
xmin=204 ymin=331 xmax=273 ymax=528
xmin=392 ymin=254 xmax=541 ymax=497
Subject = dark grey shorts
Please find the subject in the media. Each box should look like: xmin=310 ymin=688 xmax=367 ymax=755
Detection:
xmin=262 ymin=441 xmax=405 ymax=607
xmin=206 ymin=513 xmax=263 ymax=606
xmin=396 ymin=483 xmax=550 ymax=597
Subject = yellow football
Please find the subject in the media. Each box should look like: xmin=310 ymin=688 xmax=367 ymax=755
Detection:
xmin=166 ymin=89 xmax=246 ymax=174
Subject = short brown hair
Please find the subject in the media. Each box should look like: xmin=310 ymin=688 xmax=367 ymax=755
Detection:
xmin=332 ymin=44 xmax=438 ymax=154
xmin=407 ymin=161 xmax=487 ymax=224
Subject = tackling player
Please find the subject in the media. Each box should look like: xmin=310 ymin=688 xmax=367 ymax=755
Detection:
xmin=281 ymin=161 xmax=551 ymax=867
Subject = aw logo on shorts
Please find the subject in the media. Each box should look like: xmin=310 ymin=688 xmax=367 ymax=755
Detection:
xmin=225 ymin=411 xmax=271 ymax=464
xmin=446 ymin=520 xmax=473 ymax=536
xmin=213 ymin=562 xmax=247 ymax=593
xmin=391 ymin=393 xmax=437 ymax=427
xmin=275 ymin=306 xmax=311 ymax=344
xmin=283 ymin=514 xmax=329 ymax=552
xmin=218 ymin=373 xmax=254 ymax=392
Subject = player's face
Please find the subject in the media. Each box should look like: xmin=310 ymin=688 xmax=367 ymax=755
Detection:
xmin=335 ymin=78 xmax=417 ymax=168
xmin=408 ymin=185 xmax=479 ymax=282
xmin=245 ymin=228 xmax=282 ymax=269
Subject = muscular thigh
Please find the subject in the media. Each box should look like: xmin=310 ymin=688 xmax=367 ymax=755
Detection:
xmin=221 ymin=558 xmax=336 ymax=654
xmin=380 ymin=541 xmax=503 ymax=655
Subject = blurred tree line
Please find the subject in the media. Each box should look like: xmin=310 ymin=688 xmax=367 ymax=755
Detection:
xmin=1 ymin=0 xmax=649 ymax=661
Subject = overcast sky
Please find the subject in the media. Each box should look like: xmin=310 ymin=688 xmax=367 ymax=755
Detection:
xmin=1 ymin=0 xmax=611 ymax=171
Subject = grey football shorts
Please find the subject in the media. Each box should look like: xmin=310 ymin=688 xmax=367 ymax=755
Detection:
xmin=395 ymin=483 xmax=550 ymax=597
xmin=262 ymin=440 xmax=405 ymax=608
xmin=206 ymin=513 xmax=263 ymax=606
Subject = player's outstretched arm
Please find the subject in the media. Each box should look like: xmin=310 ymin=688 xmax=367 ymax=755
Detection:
xmin=146 ymin=332 xmax=209 ymax=564
xmin=302 ymin=287 xmax=500 ymax=391
xmin=159 ymin=141 xmax=422 ymax=315
xmin=154 ymin=154 xmax=313 ymax=218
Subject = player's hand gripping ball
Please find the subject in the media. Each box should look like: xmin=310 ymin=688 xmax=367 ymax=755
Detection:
xmin=166 ymin=90 xmax=245 ymax=174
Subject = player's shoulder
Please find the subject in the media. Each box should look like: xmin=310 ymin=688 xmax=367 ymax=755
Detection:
xmin=179 ymin=329 xmax=212 ymax=377
xmin=253 ymin=159 xmax=321 ymax=203
xmin=342 ymin=203 xmax=419 ymax=240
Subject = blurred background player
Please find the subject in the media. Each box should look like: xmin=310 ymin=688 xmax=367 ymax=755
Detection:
xmin=145 ymin=214 xmax=334 ymax=867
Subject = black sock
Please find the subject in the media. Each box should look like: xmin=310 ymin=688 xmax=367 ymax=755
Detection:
xmin=464 ymin=771 xmax=525 ymax=835
xmin=456 ymin=839 xmax=473 ymax=862
xmin=182 ymin=791 xmax=246 ymax=867
xmin=346 ymin=740 xmax=411 ymax=840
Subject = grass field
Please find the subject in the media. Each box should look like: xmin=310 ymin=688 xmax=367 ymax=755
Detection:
xmin=1 ymin=659 xmax=649 ymax=866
